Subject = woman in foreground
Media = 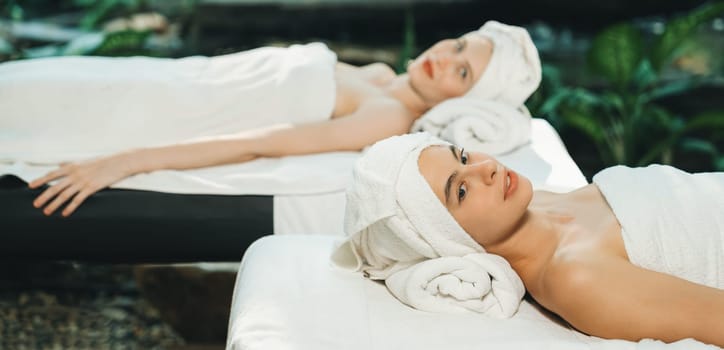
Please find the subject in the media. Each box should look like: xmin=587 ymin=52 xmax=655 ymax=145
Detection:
xmin=335 ymin=132 xmax=723 ymax=346
xmin=0 ymin=20 xmax=540 ymax=217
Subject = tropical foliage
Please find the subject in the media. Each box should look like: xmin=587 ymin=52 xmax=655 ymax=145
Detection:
xmin=531 ymin=2 xmax=724 ymax=171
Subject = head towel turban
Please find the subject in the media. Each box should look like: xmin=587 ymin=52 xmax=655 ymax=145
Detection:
xmin=332 ymin=133 xmax=525 ymax=317
xmin=464 ymin=20 xmax=542 ymax=107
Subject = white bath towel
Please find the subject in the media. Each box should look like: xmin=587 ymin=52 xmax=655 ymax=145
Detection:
xmin=0 ymin=43 xmax=340 ymax=196
xmin=593 ymin=165 xmax=724 ymax=289
xmin=385 ymin=253 xmax=525 ymax=317
xmin=411 ymin=98 xmax=531 ymax=155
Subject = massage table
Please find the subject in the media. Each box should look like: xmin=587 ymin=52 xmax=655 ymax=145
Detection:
xmin=1 ymin=154 xmax=355 ymax=262
xmin=225 ymin=119 xmax=717 ymax=350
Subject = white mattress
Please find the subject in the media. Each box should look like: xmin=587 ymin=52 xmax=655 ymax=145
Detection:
xmin=227 ymin=236 xmax=714 ymax=349
xmin=273 ymin=118 xmax=586 ymax=235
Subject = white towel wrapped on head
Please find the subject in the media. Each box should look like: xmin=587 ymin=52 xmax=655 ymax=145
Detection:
xmin=332 ymin=133 xmax=525 ymax=317
xmin=464 ymin=20 xmax=542 ymax=107
xmin=411 ymin=97 xmax=531 ymax=155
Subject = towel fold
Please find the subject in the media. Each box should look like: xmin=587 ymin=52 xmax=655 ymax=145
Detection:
xmin=411 ymin=98 xmax=531 ymax=155
xmin=385 ymin=253 xmax=525 ymax=317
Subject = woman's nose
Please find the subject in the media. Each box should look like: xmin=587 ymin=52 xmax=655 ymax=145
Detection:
xmin=466 ymin=159 xmax=498 ymax=185
xmin=436 ymin=53 xmax=456 ymax=70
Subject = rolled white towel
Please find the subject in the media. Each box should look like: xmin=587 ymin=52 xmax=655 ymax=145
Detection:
xmin=412 ymin=97 xmax=531 ymax=155
xmin=386 ymin=253 xmax=525 ymax=317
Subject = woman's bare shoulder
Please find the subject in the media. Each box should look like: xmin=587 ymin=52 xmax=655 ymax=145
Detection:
xmin=336 ymin=61 xmax=396 ymax=86
xmin=360 ymin=62 xmax=396 ymax=85
xmin=534 ymin=250 xmax=619 ymax=308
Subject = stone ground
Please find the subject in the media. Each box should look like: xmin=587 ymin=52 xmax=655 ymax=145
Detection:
xmin=0 ymin=261 xmax=232 ymax=349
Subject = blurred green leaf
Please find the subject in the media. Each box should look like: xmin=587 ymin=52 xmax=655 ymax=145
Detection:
xmin=600 ymin=91 xmax=624 ymax=114
xmin=588 ymin=23 xmax=643 ymax=88
xmin=92 ymin=30 xmax=150 ymax=56
xmin=0 ymin=37 xmax=14 ymax=55
xmin=679 ymin=137 xmax=719 ymax=156
xmin=646 ymin=104 xmax=684 ymax=133
xmin=715 ymin=157 xmax=724 ymax=171
xmin=541 ymin=64 xmax=564 ymax=91
xmin=635 ymin=107 xmax=680 ymax=166
xmin=641 ymin=76 xmax=724 ymax=103
xmin=631 ymin=59 xmax=657 ymax=92
xmin=651 ymin=2 xmax=724 ymax=71
xmin=78 ymin=0 xmax=145 ymax=30
xmin=10 ymin=3 xmax=24 ymax=20
xmin=74 ymin=0 xmax=99 ymax=6
xmin=62 ymin=32 xmax=106 ymax=56
xmin=560 ymin=101 xmax=607 ymax=148
xmin=684 ymin=111 xmax=724 ymax=131
xmin=22 ymin=45 xmax=64 ymax=59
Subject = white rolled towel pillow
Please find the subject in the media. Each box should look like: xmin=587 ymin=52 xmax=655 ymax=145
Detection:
xmin=412 ymin=97 xmax=531 ymax=155
xmin=385 ymin=253 xmax=525 ymax=317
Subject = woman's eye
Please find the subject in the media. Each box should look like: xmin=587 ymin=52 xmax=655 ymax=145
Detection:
xmin=460 ymin=149 xmax=468 ymax=164
xmin=458 ymin=183 xmax=467 ymax=201
xmin=459 ymin=67 xmax=468 ymax=79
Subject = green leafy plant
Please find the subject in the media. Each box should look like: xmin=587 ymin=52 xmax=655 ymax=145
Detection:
xmin=73 ymin=0 xmax=147 ymax=29
xmin=537 ymin=2 xmax=724 ymax=170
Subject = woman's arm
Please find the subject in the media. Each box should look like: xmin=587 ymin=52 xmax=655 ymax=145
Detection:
xmin=542 ymin=256 xmax=724 ymax=347
xmin=30 ymin=98 xmax=415 ymax=216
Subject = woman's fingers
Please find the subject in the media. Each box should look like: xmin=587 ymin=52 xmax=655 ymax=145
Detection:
xmin=33 ymin=179 xmax=72 ymax=209
xmin=61 ymin=187 xmax=96 ymax=217
xmin=30 ymin=158 xmax=122 ymax=217
xmin=28 ymin=166 xmax=69 ymax=189
xmin=42 ymin=183 xmax=83 ymax=216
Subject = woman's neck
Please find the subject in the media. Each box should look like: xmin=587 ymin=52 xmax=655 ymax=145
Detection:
xmin=487 ymin=190 xmax=574 ymax=284
xmin=384 ymin=74 xmax=430 ymax=118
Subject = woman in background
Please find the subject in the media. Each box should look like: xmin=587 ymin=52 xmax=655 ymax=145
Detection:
xmin=0 ymin=21 xmax=540 ymax=217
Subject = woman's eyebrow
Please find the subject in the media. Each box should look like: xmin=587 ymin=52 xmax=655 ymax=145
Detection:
xmin=460 ymin=37 xmax=468 ymax=51
xmin=444 ymin=145 xmax=460 ymax=205
xmin=449 ymin=145 xmax=459 ymax=161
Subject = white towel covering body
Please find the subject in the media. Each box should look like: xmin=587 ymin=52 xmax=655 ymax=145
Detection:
xmin=411 ymin=98 xmax=531 ymax=155
xmin=0 ymin=43 xmax=340 ymax=195
xmin=593 ymin=165 xmax=724 ymax=289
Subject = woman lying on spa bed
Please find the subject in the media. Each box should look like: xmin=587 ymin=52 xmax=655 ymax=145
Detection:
xmin=335 ymin=133 xmax=724 ymax=347
xmin=12 ymin=21 xmax=540 ymax=217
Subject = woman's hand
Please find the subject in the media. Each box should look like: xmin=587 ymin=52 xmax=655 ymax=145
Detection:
xmin=29 ymin=156 xmax=133 ymax=217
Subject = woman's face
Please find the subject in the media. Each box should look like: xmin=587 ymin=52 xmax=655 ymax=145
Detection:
xmin=407 ymin=34 xmax=492 ymax=106
xmin=418 ymin=145 xmax=533 ymax=248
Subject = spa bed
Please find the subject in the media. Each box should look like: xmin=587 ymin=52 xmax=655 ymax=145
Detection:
xmin=1 ymin=119 xmax=573 ymax=263
xmin=0 ymin=158 xmax=352 ymax=262
xmin=225 ymin=119 xmax=717 ymax=349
